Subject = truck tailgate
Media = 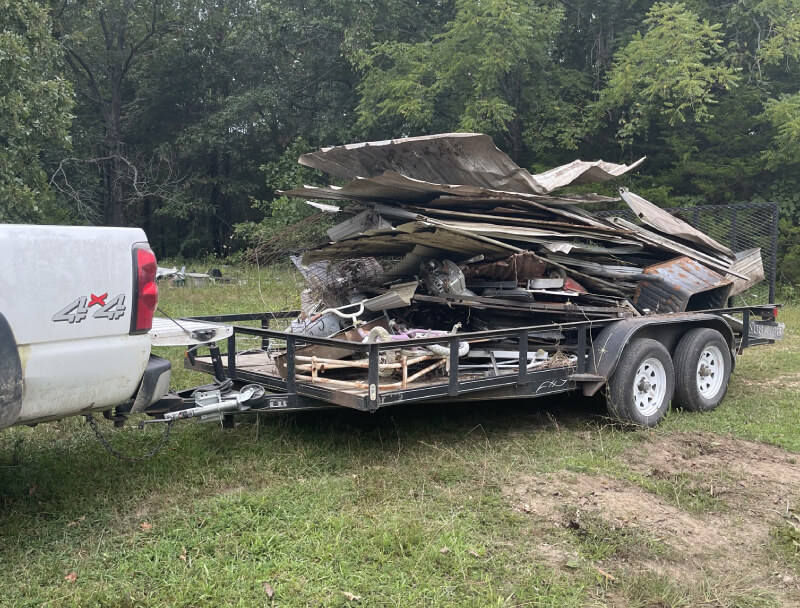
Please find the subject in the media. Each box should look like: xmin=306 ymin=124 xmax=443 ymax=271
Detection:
xmin=149 ymin=317 xmax=233 ymax=346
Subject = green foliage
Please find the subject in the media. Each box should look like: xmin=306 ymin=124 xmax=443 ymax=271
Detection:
xmin=599 ymin=2 xmax=738 ymax=142
xmin=763 ymin=93 xmax=800 ymax=167
xmin=751 ymin=0 xmax=800 ymax=67
xmin=778 ymin=219 xmax=800 ymax=284
xmin=260 ymin=139 xmax=325 ymax=193
xmin=235 ymin=140 xmax=335 ymax=252
xmin=0 ymin=0 xmax=73 ymax=222
xmin=355 ymin=0 xmax=568 ymax=148
xmin=129 ymin=0 xmax=357 ymax=256
xmin=27 ymin=0 xmax=800 ymax=266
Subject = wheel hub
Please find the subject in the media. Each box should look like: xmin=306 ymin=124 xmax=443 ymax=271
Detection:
xmin=632 ymin=357 xmax=667 ymax=417
xmin=696 ymin=345 xmax=725 ymax=399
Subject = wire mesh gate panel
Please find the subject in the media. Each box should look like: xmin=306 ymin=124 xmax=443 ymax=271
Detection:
xmin=595 ymin=202 xmax=779 ymax=302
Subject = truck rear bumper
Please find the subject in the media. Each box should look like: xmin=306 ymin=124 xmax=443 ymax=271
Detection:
xmin=130 ymin=355 xmax=172 ymax=413
xmin=149 ymin=317 xmax=233 ymax=346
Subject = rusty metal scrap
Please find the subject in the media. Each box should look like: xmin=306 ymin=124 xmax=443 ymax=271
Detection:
xmin=634 ymin=257 xmax=734 ymax=313
xmin=280 ymin=172 xmax=620 ymax=207
xmin=619 ymin=188 xmax=734 ymax=259
xmin=282 ymin=133 xmax=763 ymax=341
xmin=726 ymin=248 xmax=764 ymax=296
xmin=462 ymin=252 xmax=547 ymax=282
xmin=297 ymin=132 xmax=645 ymax=195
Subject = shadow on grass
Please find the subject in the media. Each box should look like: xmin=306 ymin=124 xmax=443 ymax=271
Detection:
xmin=0 ymin=391 xmax=611 ymax=506
xmin=285 ymin=389 xmax=609 ymax=435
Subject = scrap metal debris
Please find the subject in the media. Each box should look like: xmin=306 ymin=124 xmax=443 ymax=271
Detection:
xmin=272 ymin=133 xmax=764 ymax=384
xmin=296 ymin=132 xmax=645 ymax=195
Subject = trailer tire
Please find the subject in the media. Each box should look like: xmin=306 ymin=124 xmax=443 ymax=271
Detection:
xmin=606 ymin=338 xmax=674 ymax=427
xmin=673 ymin=328 xmax=731 ymax=412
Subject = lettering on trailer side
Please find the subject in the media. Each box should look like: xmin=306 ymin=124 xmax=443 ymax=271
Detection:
xmin=535 ymin=378 xmax=570 ymax=394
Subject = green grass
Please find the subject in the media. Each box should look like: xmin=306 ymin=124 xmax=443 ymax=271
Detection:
xmin=771 ymin=511 xmax=800 ymax=575
xmin=658 ymin=303 xmax=800 ymax=450
xmin=1 ymin=266 xmax=798 ymax=607
xmin=563 ymin=506 xmax=670 ymax=562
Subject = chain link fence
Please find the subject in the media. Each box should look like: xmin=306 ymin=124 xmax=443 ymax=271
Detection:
xmin=595 ymin=202 xmax=779 ymax=303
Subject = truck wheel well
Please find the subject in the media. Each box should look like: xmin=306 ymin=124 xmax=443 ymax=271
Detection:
xmin=0 ymin=313 xmax=24 ymax=430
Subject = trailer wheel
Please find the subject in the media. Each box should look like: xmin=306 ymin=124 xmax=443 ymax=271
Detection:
xmin=607 ymin=338 xmax=674 ymax=427
xmin=673 ymin=328 xmax=731 ymax=412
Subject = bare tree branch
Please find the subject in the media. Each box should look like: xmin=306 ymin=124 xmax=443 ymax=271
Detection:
xmin=98 ymin=8 xmax=114 ymax=52
xmin=122 ymin=0 xmax=159 ymax=79
xmin=50 ymin=150 xmax=186 ymax=223
xmin=63 ymin=48 xmax=103 ymax=105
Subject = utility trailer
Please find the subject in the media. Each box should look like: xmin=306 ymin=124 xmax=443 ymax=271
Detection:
xmin=136 ymin=137 xmax=787 ymax=430
xmin=144 ymin=304 xmax=784 ymax=428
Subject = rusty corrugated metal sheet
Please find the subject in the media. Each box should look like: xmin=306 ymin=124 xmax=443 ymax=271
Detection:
xmin=634 ymin=257 xmax=733 ymax=313
xmin=726 ymin=248 xmax=764 ymax=295
xmin=280 ymin=173 xmax=618 ymax=207
xmin=533 ymin=157 xmax=646 ymax=190
xmin=301 ymin=222 xmax=518 ymax=264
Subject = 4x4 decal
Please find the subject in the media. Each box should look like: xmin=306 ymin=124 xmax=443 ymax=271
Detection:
xmin=52 ymin=293 xmax=127 ymax=323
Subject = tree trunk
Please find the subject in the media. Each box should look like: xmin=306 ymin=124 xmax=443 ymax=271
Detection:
xmin=208 ymin=150 xmax=220 ymax=253
xmin=104 ymin=42 xmax=125 ymax=225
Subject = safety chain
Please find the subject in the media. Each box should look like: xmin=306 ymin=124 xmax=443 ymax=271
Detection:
xmin=85 ymin=414 xmax=174 ymax=462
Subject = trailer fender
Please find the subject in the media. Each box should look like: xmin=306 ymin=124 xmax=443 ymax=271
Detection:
xmin=583 ymin=314 xmax=735 ymax=397
xmin=0 ymin=313 xmax=24 ymax=430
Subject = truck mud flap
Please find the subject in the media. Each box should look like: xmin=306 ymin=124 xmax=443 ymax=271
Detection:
xmin=0 ymin=313 xmax=23 ymax=430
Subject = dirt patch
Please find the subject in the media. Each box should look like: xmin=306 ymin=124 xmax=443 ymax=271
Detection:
xmin=629 ymin=431 xmax=800 ymax=517
xmin=504 ymin=432 xmax=800 ymax=604
xmin=739 ymin=370 xmax=800 ymax=390
xmin=508 ymin=473 xmax=736 ymax=569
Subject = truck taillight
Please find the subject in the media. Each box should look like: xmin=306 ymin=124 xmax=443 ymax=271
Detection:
xmin=131 ymin=244 xmax=158 ymax=334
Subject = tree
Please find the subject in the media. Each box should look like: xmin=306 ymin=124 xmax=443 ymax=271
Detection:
xmin=354 ymin=0 xmax=574 ymax=161
xmin=38 ymin=0 xmax=800 ymax=279
xmin=0 ymin=0 xmax=73 ymax=222
xmin=52 ymin=0 xmax=166 ymax=226
xmin=136 ymin=0 xmax=360 ymax=256
xmin=598 ymin=2 xmax=739 ymax=143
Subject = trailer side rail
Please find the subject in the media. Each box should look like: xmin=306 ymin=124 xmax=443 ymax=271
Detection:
xmin=184 ymin=304 xmax=780 ymax=413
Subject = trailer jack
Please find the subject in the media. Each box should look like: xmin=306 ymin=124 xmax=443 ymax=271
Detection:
xmin=140 ymin=383 xmax=267 ymax=427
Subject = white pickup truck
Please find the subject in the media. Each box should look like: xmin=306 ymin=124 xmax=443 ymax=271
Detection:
xmin=0 ymin=225 xmax=229 ymax=431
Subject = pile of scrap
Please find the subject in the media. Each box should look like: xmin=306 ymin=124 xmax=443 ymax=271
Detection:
xmin=280 ymin=133 xmax=762 ymax=335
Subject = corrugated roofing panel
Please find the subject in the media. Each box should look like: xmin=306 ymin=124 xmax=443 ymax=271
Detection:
xmin=298 ymin=133 xmax=645 ymax=195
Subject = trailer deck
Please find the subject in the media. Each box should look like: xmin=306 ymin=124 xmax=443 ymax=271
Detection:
xmin=179 ymin=305 xmax=782 ymax=422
